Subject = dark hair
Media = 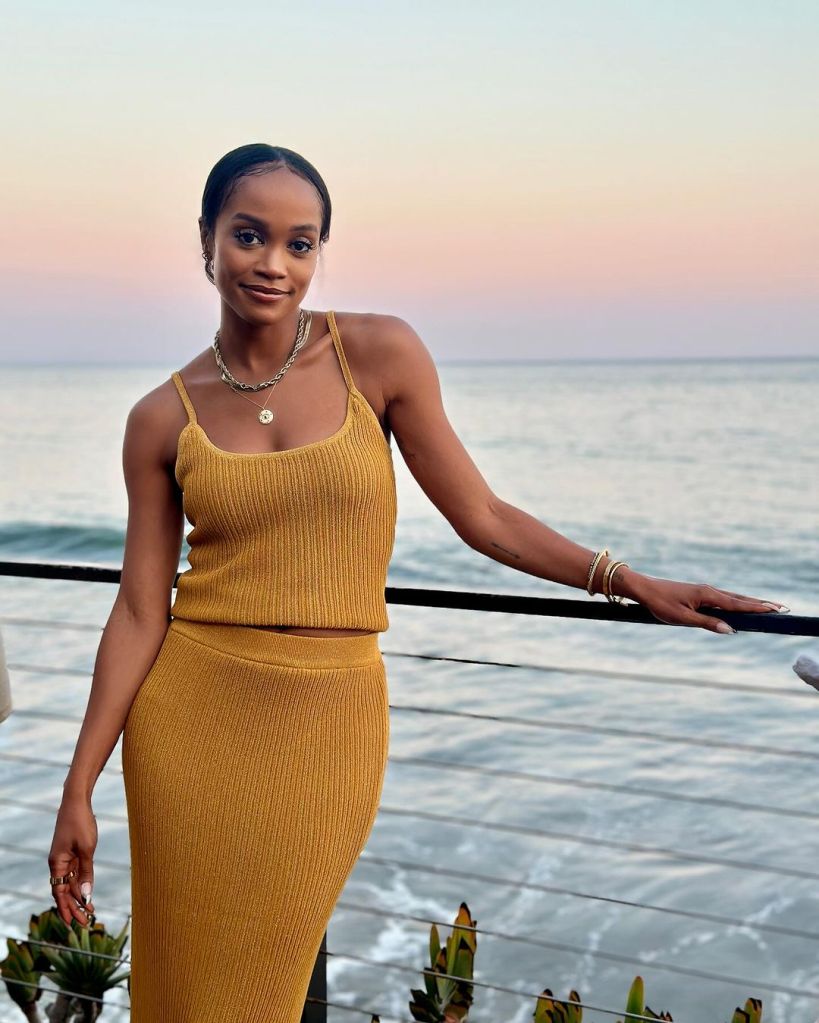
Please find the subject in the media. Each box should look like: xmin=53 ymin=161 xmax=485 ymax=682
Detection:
xmin=200 ymin=143 xmax=332 ymax=283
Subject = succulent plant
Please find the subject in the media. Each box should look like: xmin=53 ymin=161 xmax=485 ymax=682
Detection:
xmin=731 ymin=998 xmax=763 ymax=1023
xmin=533 ymin=986 xmax=583 ymax=1022
xmin=409 ymin=902 xmax=476 ymax=1022
xmin=403 ymin=905 xmax=764 ymax=1023
xmin=1 ymin=935 xmax=43 ymax=1019
xmin=1 ymin=907 xmax=130 ymax=1022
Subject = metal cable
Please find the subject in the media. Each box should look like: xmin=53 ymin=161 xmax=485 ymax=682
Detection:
xmin=0 ymin=614 xmax=103 ymax=632
xmin=0 ymin=976 xmax=129 ymax=1009
xmin=319 ymin=950 xmax=692 ymax=1023
xmin=4 ymin=842 xmax=819 ymax=945
xmin=387 ymin=754 xmax=819 ymax=823
xmin=391 ymin=702 xmax=819 ymax=761
xmin=356 ymin=853 xmax=819 ymax=943
xmin=9 ymin=934 xmax=127 ymax=963
xmin=0 ymin=882 xmax=132 ymax=918
xmin=0 ymin=842 xmax=132 ymax=875
xmin=0 ymin=952 xmax=693 ymax=1023
xmin=331 ymin=900 xmax=819 ymax=999
xmin=0 ymin=796 xmax=130 ymax=824
xmin=5 ymin=892 xmax=819 ymax=1000
xmin=2 ymin=612 xmax=813 ymax=699
xmin=1 ymin=577 xmax=815 ymax=637
xmin=381 ymin=647 xmax=817 ymax=700
xmin=7 ymin=888 xmax=812 ymax=998
xmin=3 ymin=746 xmax=815 ymax=825
xmin=7 ymin=662 xmax=91 ymax=677
xmin=5 ymin=793 xmax=818 ymax=883
xmin=376 ymin=804 xmax=819 ymax=883
xmin=9 ymin=698 xmax=819 ymax=762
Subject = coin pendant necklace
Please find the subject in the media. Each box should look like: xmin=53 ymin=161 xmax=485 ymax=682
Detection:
xmin=212 ymin=309 xmax=312 ymax=426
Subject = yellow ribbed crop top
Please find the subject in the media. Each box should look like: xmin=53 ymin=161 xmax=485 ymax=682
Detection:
xmin=169 ymin=311 xmax=398 ymax=632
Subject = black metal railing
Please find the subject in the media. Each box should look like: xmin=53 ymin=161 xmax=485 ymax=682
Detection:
xmin=2 ymin=558 xmax=818 ymax=1023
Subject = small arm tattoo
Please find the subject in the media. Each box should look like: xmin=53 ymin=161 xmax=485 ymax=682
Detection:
xmin=490 ymin=541 xmax=521 ymax=560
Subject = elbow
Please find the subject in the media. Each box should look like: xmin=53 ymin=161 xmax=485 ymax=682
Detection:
xmin=111 ymin=590 xmax=172 ymax=631
xmin=453 ymin=495 xmax=504 ymax=551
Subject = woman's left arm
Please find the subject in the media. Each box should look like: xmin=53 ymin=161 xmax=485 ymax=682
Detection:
xmin=376 ymin=315 xmax=787 ymax=635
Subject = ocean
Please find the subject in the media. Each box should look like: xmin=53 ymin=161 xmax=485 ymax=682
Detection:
xmin=1 ymin=357 xmax=818 ymax=1022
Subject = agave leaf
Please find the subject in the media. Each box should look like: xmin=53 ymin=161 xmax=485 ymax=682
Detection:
xmin=0 ymin=938 xmax=43 ymax=1010
xmin=409 ymin=986 xmax=444 ymax=1022
xmin=624 ymin=975 xmax=645 ymax=1021
xmin=731 ymin=998 xmax=763 ymax=1023
xmin=566 ymin=989 xmax=583 ymax=1023
xmin=430 ymin=923 xmax=441 ymax=966
xmin=535 ymin=988 xmax=582 ymax=1023
xmin=743 ymin=998 xmax=763 ymax=1023
xmin=533 ymin=987 xmax=555 ymax=1023
xmin=112 ymin=917 xmax=130 ymax=953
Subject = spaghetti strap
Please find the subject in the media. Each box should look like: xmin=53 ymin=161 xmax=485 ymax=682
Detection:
xmin=326 ymin=310 xmax=357 ymax=395
xmin=171 ymin=371 xmax=198 ymax=425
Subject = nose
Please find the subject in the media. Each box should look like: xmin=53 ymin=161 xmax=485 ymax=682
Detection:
xmin=254 ymin=242 xmax=289 ymax=278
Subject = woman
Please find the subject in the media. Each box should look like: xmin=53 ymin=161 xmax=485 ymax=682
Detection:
xmin=47 ymin=143 xmax=786 ymax=1021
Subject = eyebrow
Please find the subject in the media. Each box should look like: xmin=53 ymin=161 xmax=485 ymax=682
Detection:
xmin=231 ymin=212 xmax=319 ymax=232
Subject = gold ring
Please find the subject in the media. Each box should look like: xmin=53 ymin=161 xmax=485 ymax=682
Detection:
xmin=49 ymin=869 xmax=76 ymax=886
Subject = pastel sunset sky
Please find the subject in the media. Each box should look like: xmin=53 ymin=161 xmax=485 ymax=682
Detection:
xmin=2 ymin=0 xmax=817 ymax=362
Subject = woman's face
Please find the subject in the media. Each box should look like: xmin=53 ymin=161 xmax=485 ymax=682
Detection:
xmin=203 ymin=166 xmax=323 ymax=323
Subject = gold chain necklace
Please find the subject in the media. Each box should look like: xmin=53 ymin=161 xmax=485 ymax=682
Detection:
xmin=211 ymin=309 xmax=312 ymax=426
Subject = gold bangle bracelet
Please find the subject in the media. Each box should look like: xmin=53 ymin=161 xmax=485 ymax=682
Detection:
xmin=602 ymin=559 xmax=623 ymax=599
xmin=604 ymin=560 xmax=629 ymax=604
xmin=586 ymin=548 xmax=609 ymax=595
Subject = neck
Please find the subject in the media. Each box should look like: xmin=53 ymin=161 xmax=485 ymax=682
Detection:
xmin=217 ymin=306 xmax=312 ymax=378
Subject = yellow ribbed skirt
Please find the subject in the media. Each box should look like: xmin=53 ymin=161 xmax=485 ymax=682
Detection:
xmin=121 ymin=618 xmax=390 ymax=1023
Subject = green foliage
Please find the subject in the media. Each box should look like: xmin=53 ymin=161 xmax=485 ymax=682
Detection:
xmin=617 ymin=975 xmax=673 ymax=1021
xmin=533 ymin=986 xmax=583 ymax=1022
xmin=36 ymin=909 xmax=130 ymax=999
xmin=1 ymin=934 xmax=42 ymax=1012
xmin=409 ymin=902 xmax=476 ymax=1022
xmin=731 ymin=998 xmax=763 ymax=1023
xmin=1 ymin=907 xmax=130 ymax=1022
xmin=1 ymin=896 xmax=772 ymax=1022
xmin=403 ymin=902 xmax=765 ymax=1023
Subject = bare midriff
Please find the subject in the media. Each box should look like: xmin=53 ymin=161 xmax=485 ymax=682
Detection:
xmin=248 ymin=625 xmax=376 ymax=637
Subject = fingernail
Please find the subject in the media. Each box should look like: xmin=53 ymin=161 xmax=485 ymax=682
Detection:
xmin=715 ymin=621 xmax=737 ymax=634
xmin=762 ymin=602 xmax=790 ymax=613
xmin=81 ymin=882 xmax=92 ymax=904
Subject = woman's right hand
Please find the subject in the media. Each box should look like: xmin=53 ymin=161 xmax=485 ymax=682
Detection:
xmin=48 ymin=795 xmax=97 ymax=927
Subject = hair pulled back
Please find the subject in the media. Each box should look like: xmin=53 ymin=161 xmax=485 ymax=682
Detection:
xmin=200 ymin=143 xmax=332 ymax=284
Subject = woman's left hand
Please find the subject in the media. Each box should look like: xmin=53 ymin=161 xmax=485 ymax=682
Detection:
xmin=622 ymin=575 xmax=788 ymax=634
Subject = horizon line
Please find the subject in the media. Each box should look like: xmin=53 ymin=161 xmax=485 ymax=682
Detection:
xmin=2 ymin=353 xmax=818 ymax=368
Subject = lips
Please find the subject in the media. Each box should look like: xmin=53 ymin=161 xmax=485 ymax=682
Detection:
xmin=242 ymin=285 xmax=290 ymax=295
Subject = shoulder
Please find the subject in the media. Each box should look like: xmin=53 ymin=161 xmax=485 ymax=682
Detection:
xmin=331 ymin=311 xmax=437 ymax=399
xmin=127 ymin=374 xmax=185 ymax=431
xmin=333 ymin=310 xmax=423 ymax=353
xmin=124 ymin=373 xmax=189 ymax=469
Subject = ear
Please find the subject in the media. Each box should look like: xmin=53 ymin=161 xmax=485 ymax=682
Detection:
xmin=198 ymin=217 xmax=210 ymax=253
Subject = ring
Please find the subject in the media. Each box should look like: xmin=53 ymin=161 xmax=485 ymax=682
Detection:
xmin=49 ymin=869 xmax=76 ymax=886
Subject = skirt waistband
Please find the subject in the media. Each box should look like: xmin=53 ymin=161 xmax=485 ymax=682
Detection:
xmin=169 ymin=617 xmax=382 ymax=668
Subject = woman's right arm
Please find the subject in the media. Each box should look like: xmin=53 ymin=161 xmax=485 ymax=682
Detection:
xmin=48 ymin=385 xmax=185 ymax=925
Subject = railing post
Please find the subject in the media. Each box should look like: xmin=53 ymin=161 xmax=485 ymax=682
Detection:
xmin=301 ymin=930 xmax=327 ymax=1023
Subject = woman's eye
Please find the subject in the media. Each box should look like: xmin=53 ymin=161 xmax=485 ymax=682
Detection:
xmin=233 ymin=230 xmax=314 ymax=253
